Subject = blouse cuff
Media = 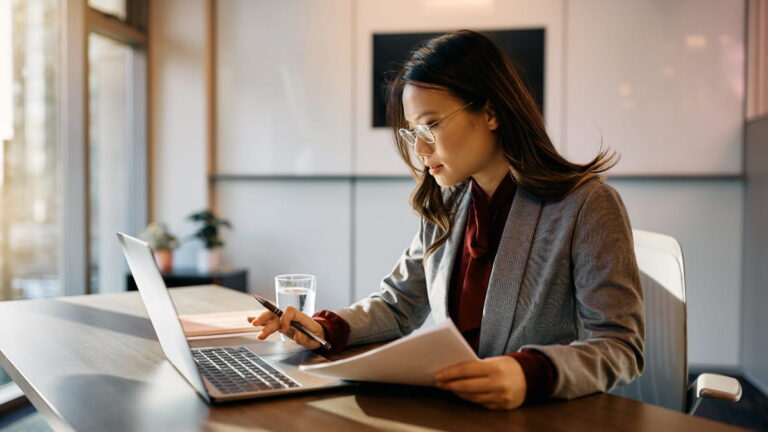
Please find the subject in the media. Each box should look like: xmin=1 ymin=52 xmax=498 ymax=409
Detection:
xmin=507 ymin=348 xmax=558 ymax=404
xmin=311 ymin=310 xmax=351 ymax=355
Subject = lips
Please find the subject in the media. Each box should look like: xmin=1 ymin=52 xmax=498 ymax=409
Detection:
xmin=427 ymin=164 xmax=443 ymax=175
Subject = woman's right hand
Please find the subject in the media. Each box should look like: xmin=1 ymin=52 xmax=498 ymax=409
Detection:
xmin=247 ymin=306 xmax=326 ymax=350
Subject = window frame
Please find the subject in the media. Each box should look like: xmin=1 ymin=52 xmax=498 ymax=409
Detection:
xmin=61 ymin=0 xmax=148 ymax=298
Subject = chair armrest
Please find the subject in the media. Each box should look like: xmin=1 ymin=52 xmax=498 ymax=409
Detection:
xmin=686 ymin=373 xmax=742 ymax=415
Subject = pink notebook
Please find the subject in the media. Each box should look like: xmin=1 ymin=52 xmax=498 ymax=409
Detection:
xmin=179 ymin=310 xmax=263 ymax=337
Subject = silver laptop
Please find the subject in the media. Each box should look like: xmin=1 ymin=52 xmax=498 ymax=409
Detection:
xmin=117 ymin=232 xmax=347 ymax=403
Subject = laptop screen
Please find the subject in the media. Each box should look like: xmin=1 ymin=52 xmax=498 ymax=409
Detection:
xmin=117 ymin=232 xmax=210 ymax=403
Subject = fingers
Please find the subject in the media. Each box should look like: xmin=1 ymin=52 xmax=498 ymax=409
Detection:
xmin=246 ymin=306 xmax=324 ymax=349
xmin=291 ymin=328 xmax=320 ymax=350
xmin=258 ymin=317 xmax=281 ymax=340
xmin=278 ymin=306 xmax=318 ymax=332
xmin=279 ymin=306 xmax=299 ymax=333
xmin=435 ymin=360 xmax=489 ymax=382
xmin=437 ymin=357 xmax=526 ymax=411
xmin=455 ymin=391 xmax=519 ymax=411
xmin=436 ymin=376 xmax=496 ymax=393
xmin=280 ymin=307 xmax=324 ymax=349
xmin=248 ymin=310 xmax=276 ymax=327
xmin=248 ymin=311 xmax=280 ymax=340
xmin=454 ymin=391 xmax=498 ymax=405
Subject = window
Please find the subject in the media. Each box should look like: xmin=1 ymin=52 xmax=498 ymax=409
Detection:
xmin=0 ymin=0 xmax=148 ymax=401
xmin=0 ymin=0 xmax=61 ymax=301
xmin=0 ymin=0 xmax=61 ymax=390
xmin=88 ymin=0 xmax=127 ymax=21
xmin=87 ymin=32 xmax=147 ymax=293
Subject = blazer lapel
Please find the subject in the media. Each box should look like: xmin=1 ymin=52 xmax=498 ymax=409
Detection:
xmin=427 ymin=184 xmax=472 ymax=322
xmin=478 ymin=186 xmax=543 ymax=357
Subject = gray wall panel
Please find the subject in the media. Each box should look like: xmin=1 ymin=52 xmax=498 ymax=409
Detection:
xmin=742 ymin=117 xmax=768 ymax=392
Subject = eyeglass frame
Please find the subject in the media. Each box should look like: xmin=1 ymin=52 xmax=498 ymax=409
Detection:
xmin=398 ymin=102 xmax=474 ymax=147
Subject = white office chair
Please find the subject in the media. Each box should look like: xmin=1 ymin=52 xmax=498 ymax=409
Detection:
xmin=609 ymin=229 xmax=742 ymax=414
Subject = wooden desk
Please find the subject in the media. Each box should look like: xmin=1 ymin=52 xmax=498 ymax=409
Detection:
xmin=0 ymin=286 xmax=748 ymax=432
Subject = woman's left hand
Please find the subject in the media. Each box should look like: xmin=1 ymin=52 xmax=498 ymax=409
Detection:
xmin=434 ymin=356 xmax=526 ymax=410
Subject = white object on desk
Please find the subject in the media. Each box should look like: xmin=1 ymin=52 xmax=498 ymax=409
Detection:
xmin=179 ymin=310 xmax=264 ymax=337
xmin=299 ymin=320 xmax=477 ymax=386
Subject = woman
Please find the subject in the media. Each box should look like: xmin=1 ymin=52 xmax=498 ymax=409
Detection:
xmin=249 ymin=30 xmax=644 ymax=411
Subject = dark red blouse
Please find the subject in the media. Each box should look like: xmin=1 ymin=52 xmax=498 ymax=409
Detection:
xmin=313 ymin=175 xmax=556 ymax=404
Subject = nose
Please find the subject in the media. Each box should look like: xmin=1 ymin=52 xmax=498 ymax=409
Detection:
xmin=413 ymin=137 xmax=433 ymax=156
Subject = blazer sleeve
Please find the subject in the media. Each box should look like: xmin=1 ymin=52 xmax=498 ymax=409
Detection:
xmin=521 ymin=183 xmax=645 ymax=399
xmin=333 ymin=220 xmax=431 ymax=346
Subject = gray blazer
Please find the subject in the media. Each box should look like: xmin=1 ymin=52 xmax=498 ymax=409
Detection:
xmin=335 ymin=177 xmax=644 ymax=399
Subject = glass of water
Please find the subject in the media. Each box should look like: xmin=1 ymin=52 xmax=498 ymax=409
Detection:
xmin=274 ymin=274 xmax=316 ymax=318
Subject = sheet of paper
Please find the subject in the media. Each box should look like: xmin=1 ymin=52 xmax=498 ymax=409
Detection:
xmin=178 ymin=310 xmax=264 ymax=337
xmin=298 ymin=320 xmax=477 ymax=386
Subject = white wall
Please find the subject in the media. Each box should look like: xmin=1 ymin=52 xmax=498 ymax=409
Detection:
xmin=607 ymin=179 xmax=744 ymax=367
xmin=353 ymin=180 xmax=420 ymax=302
xmin=216 ymin=0 xmax=745 ymax=177
xmin=151 ymin=0 xmax=747 ymax=368
xmin=216 ymin=0 xmax=353 ymax=175
xmin=149 ymin=0 xmax=208 ymax=265
xmin=217 ymin=180 xmax=353 ymax=311
xmin=565 ymin=0 xmax=744 ymax=175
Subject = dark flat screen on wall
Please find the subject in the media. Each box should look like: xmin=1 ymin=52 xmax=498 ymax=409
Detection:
xmin=372 ymin=29 xmax=545 ymax=127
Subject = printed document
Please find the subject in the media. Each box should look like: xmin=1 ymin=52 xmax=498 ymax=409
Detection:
xmin=298 ymin=319 xmax=477 ymax=386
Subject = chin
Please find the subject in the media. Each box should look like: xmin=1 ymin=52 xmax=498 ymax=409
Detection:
xmin=433 ymin=173 xmax=469 ymax=188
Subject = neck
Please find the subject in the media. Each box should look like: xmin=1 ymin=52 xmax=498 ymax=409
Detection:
xmin=472 ymin=156 xmax=510 ymax=198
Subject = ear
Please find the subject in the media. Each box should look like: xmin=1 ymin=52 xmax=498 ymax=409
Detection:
xmin=483 ymin=102 xmax=499 ymax=131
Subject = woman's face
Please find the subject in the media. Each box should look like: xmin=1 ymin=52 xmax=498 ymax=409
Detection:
xmin=402 ymin=84 xmax=501 ymax=187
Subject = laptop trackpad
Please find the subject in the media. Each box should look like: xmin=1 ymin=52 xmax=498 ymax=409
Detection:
xmin=257 ymin=349 xmax=342 ymax=387
xmin=245 ymin=343 xmax=330 ymax=367
xmin=266 ymin=350 xmax=328 ymax=366
xmin=244 ymin=340 xmax=309 ymax=356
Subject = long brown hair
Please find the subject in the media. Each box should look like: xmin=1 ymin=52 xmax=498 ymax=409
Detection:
xmin=385 ymin=30 xmax=618 ymax=259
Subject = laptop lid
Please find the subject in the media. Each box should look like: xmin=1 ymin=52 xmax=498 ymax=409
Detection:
xmin=117 ymin=232 xmax=211 ymax=403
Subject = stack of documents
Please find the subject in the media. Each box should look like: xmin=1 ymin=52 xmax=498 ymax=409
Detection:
xmin=299 ymin=320 xmax=477 ymax=386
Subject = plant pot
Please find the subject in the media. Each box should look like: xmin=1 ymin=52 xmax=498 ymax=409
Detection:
xmin=197 ymin=248 xmax=221 ymax=273
xmin=154 ymin=249 xmax=174 ymax=273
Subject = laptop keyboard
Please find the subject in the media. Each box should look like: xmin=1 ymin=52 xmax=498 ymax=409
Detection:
xmin=192 ymin=347 xmax=301 ymax=394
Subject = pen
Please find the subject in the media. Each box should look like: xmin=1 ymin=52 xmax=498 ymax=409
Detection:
xmin=251 ymin=294 xmax=332 ymax=351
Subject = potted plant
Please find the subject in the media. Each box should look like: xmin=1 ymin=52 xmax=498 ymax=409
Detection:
xmin=139 ymin=222 xmax=180 ymax=273
xmin=187 ymin=209 xmax=232 ymax=273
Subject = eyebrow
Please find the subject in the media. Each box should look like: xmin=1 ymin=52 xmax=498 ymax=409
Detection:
xmin=405 ymin=111 xmax=437 ymax=126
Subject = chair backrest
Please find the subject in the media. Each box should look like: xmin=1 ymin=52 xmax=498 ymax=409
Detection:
xmin=609 ymin=229 xmax=688 ymax=412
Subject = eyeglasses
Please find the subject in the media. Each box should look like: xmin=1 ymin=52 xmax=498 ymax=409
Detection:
xmin=398 ymin=102 xmax=473 ymax=147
